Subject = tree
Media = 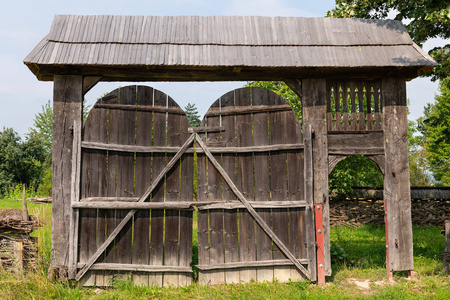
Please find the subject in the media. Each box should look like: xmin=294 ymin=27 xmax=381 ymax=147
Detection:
xmin=244 ymin=81 xmax=302 ymax=122
xmin=417 ymin=78 xmax=450 ymax=185
xmin=184 ymin=102 xmax=201 ymax=127
xmin=0 ymin=128 xmax=46 ymax=196
xmin=327 ymin=1 xmax=450 ymax=81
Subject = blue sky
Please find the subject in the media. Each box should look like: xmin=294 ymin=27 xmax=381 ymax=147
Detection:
xmin=0 ymin=0 xmax=444 ymax=136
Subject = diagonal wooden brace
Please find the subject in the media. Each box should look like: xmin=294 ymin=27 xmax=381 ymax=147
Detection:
xmin=75 ymin=133 xmax=196 ymax=281
xmin=195 ymin=133 xmax=311 ymax=279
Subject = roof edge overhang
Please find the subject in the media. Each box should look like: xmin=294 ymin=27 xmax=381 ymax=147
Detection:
xmin=24 ymin=62 xmax=435 ymax=82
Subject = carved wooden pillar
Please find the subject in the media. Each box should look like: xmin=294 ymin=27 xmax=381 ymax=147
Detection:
xmin=302 ymin=78 xmax=331 ymax=277
xmin=50 ymin=75 xmax=83 ymax=280
xmin=382 ymin=77 xmax=414 ymax=272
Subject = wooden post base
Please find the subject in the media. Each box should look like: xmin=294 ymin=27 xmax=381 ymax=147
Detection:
xmin=315 ymin=204 xmax=325 ymax=286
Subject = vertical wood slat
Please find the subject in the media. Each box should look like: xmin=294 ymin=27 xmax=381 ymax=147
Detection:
xmin=334 ymin=82 xmax=341 ymax=131
xmin=114 ymin=86 xmax=136 ymax=276
xmin=349 ymin=81 xmax=358 ymax=131
xmin=342 ymin=82 xmax=349 ymax=131
xmin=357 ymin=81 xmax=366 ymax=131
xmin=178 ymin=114 xmax=193 ymax=286
xmin=366 ymin=81 xmax=373 ymax=130
xmin=285 ymin=98 xmax=305 ymax=281
xmin=221 ymin=91 xmax=239 ymax=284
xmin=326 ymin=81 xmax=333 ymax=132
xmin=235 ymin=88 xmax=257 ymax=283
xmin=269 ymin=95 xmax=290 ymax=282
xmin=303 ymin=124 xmax=317 ymax=281
xmin=68 ymin=120 xmax=82 ymax=280
xmin=149 ymin=90 xmax=167 ymax=287
xmin=206 ymin=99 xmax=225 ymax=285
xmin=133 ymin=86 xmax=153 ymax=286
xmin=79 ymin=103 xmax=102 ymax=286
xmin=252 ymin=88 xmax=273 ymax=282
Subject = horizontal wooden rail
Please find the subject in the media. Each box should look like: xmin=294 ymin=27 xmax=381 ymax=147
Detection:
xmin=76 ymin=263 xmax=193 ymax=273
xmin=81 ymin=141 xmax=304 ymax=154
xmin=328 ymin=147 xmax=385 ymax=155
xmin=73 ymin=200 xmax=307 ymax=210
xmin=196 ymin=259 xmax=309 ymax=271
xmin=205 ymin=104 xmax=293 ymax=117
xmin=94 ymin=103 xmax=186 ymax=115
xmin=73 ymin=201 xmax=196 ymax=210
xmin=197 ymin=200 xmax=307 ymax=210
xmin=188 ymin=126 xmax=225 ymax=133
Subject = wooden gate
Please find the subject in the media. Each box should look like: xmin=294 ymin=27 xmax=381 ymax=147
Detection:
xmin=70 ymin=85 xmax=194 ymax=287
xmin=69 ymin=85 xmax=316 ymax=286
xmin=195 ymin=87 xmax=316 ymax=284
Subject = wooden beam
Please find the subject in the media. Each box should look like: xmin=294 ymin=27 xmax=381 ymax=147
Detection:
xmin=81 ymin=141 xmax=304 ymax=154
xmin=327 ymin=132 xmax=384 ymax=156
xmin=82 ymin=76 xmax=101 ymax=95
xmin=50 ymin=75 xmax=83 ymax=280
xmin=72 ymin=201 xmax=196 ymax=210
xmin=328 ymin=155 xmax=347 ymax=175
xmin=76 ymin=263 xmax=193 ymax=273
xmin=68 ymin=120 xmax=82 ymax=279
xmin=195 ymin=133 xmax=311 ymax=279
xmin=75 ymin=133 xmax=195 ymax=281
xmin=188 ymin=126 xmax=225 ymax=133
xmin=29 ymin=64 xmax=429 ymax=82
xmin=383 ymin=76 xmax=414 ymax=272
xmin=205 ymin=104 xmax=293 ymax=117
xmin=197 ymin=200 xmax=307 ymax=210
xmin=302 ymin=78 xmax=331 ymax=277
xmin=444 ymin=220 xmax=450 ymax=273
xmin=284 ymin=79 xmax=302 ymax=98
xmin=93 ymin=103 xmax=185 ymax=115
xmin=197 ymin=259 xmax=309 ymax=271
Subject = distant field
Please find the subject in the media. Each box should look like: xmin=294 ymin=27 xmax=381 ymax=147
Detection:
xmin=0 ymin=198 xmax=449 ymax=299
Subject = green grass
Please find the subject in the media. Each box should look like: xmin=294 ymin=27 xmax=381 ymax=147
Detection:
xmin=0 ymin=198 xmax=449 ymax=299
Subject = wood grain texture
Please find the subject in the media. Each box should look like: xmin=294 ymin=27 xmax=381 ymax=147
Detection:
xmin=51 ymin=75 xmax=83 ymax=280
xmin=382 ymin=77 xmax=414 ymax=271
xmin=302 ymin=78 xmax=331 ymax=277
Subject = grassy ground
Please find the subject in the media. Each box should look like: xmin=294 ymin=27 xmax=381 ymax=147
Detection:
xmin=0 ymin=198 xmax=448 ymax=299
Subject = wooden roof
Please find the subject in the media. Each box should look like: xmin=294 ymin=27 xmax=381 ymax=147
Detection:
xmin=24 ymin=15 xmax=436 ymax=81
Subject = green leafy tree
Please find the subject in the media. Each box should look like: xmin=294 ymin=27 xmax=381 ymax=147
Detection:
xmin=417 ymin=78 xmax=450 ymax=185
xmin=185 ymin=102 xmax=201 ymax=127
xmin=0 ymin=128 xmax=46 ymax=196
xmin=244 ymin=81 xmax=302 ymax=122
xmin=327 ymin=1 xmax=450 ymax=81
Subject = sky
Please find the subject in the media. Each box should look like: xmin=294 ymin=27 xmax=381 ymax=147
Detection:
xmin=0 ymin=0 xmax=445 ymax=136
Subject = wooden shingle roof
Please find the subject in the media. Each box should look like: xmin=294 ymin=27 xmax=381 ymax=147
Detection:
xmin=24 ymin=15 xmax=436 ymax=81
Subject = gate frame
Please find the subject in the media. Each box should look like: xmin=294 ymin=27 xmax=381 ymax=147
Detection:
xmin=23 ymin=15 xmax=433 ymax=284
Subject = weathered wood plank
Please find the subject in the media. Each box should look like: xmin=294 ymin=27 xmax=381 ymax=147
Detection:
xmin=50 ymin=75 xmax=83 ymax=280
xmin=219 ymin=90 xmax=240 ymax=284
xmin=132 ymin=86 xmax=153 ymax=286
xmin=302 ymin=78 xmax=331 ymax=277
xmin=149 ymin=90 xmax=167 ymax=286
xmin=303 ymin=124 xmax=317 ymax=281
xmin=82 ymin=141 xmax=303 ymax=153
xmin=77 ymin=263 xmax=193 ymax=273
xmin=94 ymin=103 xmax=185 ymax=114
xmin=68 ymin=120 xmax=82 ymax=280
xmin=235 ymin=88 xmax=256 ymax=283
xmin=197 ymin=258 xmax=309 ymax=271
xmin=205 ymin=104 xmax=293 ymax=117
xmin=383 ymin=77 xmax=413 ymax=271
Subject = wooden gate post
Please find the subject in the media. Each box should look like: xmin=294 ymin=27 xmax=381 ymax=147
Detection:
xmin=302 ymin=78 xmax=331 ymax=277
xmin=50 ymin=75 xmax=83 ymax=280
xmin=382 ymin=77 xmax=414 ymax=276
